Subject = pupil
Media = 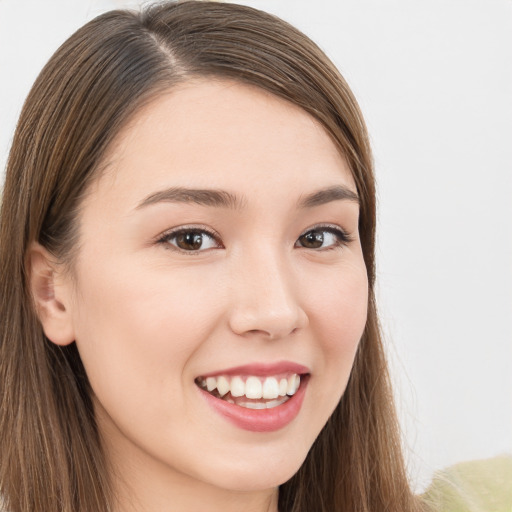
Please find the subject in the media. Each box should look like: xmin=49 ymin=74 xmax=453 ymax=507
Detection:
xmin=177 ymin=232 xmax=202 ymax=250
xmin=302 ymin=231 xmax=323 ymax=248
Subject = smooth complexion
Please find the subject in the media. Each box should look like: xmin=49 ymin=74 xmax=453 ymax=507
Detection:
xmin=31 ymin=80 xmax=368 ymax=512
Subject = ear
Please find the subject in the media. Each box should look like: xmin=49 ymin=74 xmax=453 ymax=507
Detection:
xmin=28 ymin=242 xmax=75 ymax=346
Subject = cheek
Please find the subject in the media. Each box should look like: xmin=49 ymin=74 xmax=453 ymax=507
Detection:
xmin=303 ymin=258 xmax=368 ymax=397
xmin=69 ymin=257 xmax=222 ymax=407
xmin=308 ymin=259 xmax=368 ymax=348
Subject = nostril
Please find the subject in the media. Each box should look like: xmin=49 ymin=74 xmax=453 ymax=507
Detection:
xmin=228 ymin=302 xmax=308 ymax=340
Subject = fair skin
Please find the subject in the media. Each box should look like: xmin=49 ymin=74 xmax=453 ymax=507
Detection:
xmin=30 ymin=80 xmax=368 ymax=512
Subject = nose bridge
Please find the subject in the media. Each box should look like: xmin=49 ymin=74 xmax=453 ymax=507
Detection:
xmin=228 ymin=244 xmax=308 ymax=339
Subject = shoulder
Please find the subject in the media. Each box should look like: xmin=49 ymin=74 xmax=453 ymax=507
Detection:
xmin=420 ymin=455 xmax=512 ymax=512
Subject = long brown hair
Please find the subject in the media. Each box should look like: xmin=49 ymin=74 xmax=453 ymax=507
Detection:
xmin=0 ymin=2 xmax=424 ymax=511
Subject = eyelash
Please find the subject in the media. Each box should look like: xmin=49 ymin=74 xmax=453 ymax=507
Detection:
xmin=296 ymin=224 xmax=354 ymax=251
xmin=156 ymin=225 xmax=222 ymax=254
xmin=156 ymin=224 xmax=353 ymax=254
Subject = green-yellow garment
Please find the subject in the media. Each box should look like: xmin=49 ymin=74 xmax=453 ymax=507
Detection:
xmin=421 ymin=456 xmax=512 ymax=512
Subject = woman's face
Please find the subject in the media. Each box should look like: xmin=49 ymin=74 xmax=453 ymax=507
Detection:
xmin=65 ymin=80 xmax=368 ymax=496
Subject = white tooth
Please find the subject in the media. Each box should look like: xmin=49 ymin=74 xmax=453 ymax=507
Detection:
xmin=262 ymin=377 xmax=279 ymax=399
xmin=279 ymin=378 xmax=288 ymax=396
xmin=206 ymin=377 xmax=217 ymax=392
xmin=265 ymin=396 xmax=289 ymax=408
xmin=286 ymin=374 xmax=297 ymax=396
xmin=245 ymin=376 xmax=262 ymax=399
xmin=230 ymin=376 xmax=245 ymax=397
xmin=294 ymin=374 xmax=301 ymax=393
xmin=226 ymin=398 xmax=235 ymax=404
xmin=241 ymin=401 xmax=267 ymax=410
xmin=217 ymin=376 xmax=230 ymax=397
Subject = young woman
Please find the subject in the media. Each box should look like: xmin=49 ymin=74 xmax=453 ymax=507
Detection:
xmin=0 ymin=2 xmax=427 ymax=511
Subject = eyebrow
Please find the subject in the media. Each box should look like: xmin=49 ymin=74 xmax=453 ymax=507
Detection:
xmin=297 ymin=185 xmax=359 ymax=208
xmin=136 ymin=187 xmax=244 ymax=210
xmin=135 ymin=184 xmax=359 ymax=211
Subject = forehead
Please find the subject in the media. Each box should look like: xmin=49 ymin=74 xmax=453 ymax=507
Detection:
xmin=92 ymin=79 xmax=356 ymax=208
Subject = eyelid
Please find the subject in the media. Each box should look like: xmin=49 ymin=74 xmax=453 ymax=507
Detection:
xmin=299 ymin=223 xmax=353 ymax=239
xmin=155 ymin=224 xmax=223 ymax=252
xmin=296 ymin=223 xmax=354 ymax=248
xmin=154 ymin=222 xmax=354 ymax=253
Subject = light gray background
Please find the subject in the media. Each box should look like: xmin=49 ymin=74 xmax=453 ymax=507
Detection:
xmin=1 ymin=0 xmax=511 ymax=492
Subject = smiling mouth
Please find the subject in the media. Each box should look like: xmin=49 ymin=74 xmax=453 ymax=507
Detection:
xmin=195 ymin=373 xmax=303 ymax=409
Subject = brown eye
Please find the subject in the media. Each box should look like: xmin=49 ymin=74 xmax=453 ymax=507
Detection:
xmin=175 ymin=232 xmax=204 ymax=250
xmin=296 ymin=227 xmax=351 ymax=250
xmin=298 ymin=230 xmax=324 ymax=249
xmin=162 ymin=229 xmax=220 ymax=252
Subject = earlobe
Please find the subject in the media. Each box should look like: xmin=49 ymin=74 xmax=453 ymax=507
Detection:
xmin=28 ymin=242 xmax=75 ymax=346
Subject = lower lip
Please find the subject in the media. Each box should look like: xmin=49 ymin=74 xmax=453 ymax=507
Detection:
xmin=198 ymin=376 xmax=309 ymax=432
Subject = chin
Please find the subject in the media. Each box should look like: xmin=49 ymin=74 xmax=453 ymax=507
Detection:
xmin=200 ymin=450 xmax=308 ymax=492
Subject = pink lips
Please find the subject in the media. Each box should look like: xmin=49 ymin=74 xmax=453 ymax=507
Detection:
xmin=197 ymin=361 xmax=310 ymax=432
xmin=199 ymin=361 xmax=309 ymax=378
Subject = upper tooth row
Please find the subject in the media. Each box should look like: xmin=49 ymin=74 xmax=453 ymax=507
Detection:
xmin=201 ymin=374 xmax=301 ymax=399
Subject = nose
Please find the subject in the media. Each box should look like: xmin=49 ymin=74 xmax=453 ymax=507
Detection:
xmin=227 ymin=249 xmax=309 ymax=340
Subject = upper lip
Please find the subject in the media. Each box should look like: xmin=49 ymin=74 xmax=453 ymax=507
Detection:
xmin=198 ymin=361 xmax=310 ymax=378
